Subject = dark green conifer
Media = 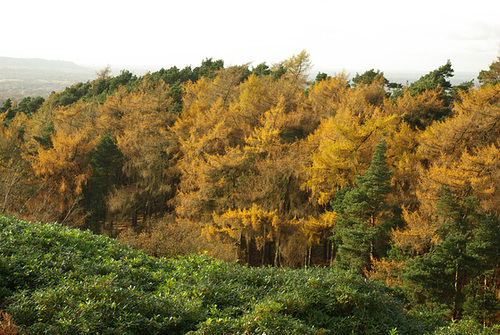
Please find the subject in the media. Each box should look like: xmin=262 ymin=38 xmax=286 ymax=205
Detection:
xmin=332 ymin=137 xmax=394 ymax=274
xmin=81 ymin=134 xmax=124 ymax=233
xmin=403 ymin=189 xmax=500 ymax=322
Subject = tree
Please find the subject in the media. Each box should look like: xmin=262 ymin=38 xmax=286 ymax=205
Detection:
xmin=193 ymin=58 xmax=225 ymax=79
xmin=391 ymin=88 xmax=449 ymax=130
xmin=281 ymin=50 xmax=312 ymax=84
xmin=251 ymin=62 xmax=272 ymax=77
xmin=2 ymin=96 xmax=44 ymax=122
xmin=406 ymin=60 xmax=455 ymax=125
xmin=351 ymin=69 xmax=388 ymax=87
xmin=172 ymin=67 xmax=253 ymax=221
xmin=409 ymin=60 xmax=454 ymax=96
xmin=478 ymin=55 xmax=500 ymax=86
xmin=100 ymin=79 xmax=178 ymax=229
xmin=314 ymin=72 xmax=329 ymax=83
xmin=416 ymin=83 xmax=500 ymax=220
xmin=0 ymin=112 xmax=31 ymax=215
xmin=0 ymin=99 xmax=12 ymax=123
xmin=172 ymin=59 xmax=317 ymax=265
xmin=465 ymin=213 xmax=500 ymax=325
xmin=304 ymin=73 xmax=350 ymax=120
xmin=304 ymin=101 xmax=398 ymax=206
xmin=28 ymin=103 xmax=98 ymax=224
xmin=269 ymin=50 xmax=311 ymax=89
xmin=48 ymin=82 xmax=90 ymax=107
xmin=302 ymin=211 xmax=336 ymax=266
xmin=401 ymin=189 xmax=500 ymax=323
xmin=331 ymin=138 xmax=396 ymax=274
xmin=211 ymin=204 xmax=300 ymax=266
xmin=305 ymin=82 xmax=369 ymax=197
xmin=81 ymin=134 xmax=124 ymax=233
xmin=0 ymin=99 xmax=12 ymax=114
xmin=96 ymin=65 xmax=112 ymax=80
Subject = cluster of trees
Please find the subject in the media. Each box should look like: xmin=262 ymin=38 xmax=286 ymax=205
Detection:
xmin=2 ymin=51 xmax=500 ymax=324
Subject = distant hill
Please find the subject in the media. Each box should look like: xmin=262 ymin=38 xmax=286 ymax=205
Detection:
xmin=0 ymin=56 xmax=96 ymax=102
xmin=0 ymin=56 xmax=90 ymax=72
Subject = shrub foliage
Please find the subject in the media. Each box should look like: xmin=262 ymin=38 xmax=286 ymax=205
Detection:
xmin=0 ymin=214 xmax=436 ymax=334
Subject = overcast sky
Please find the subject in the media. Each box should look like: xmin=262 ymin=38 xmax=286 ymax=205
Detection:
xmin=1 ymin=0 xmax=499 ymax=76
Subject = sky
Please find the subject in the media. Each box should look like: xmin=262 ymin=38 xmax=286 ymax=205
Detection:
xmin=1 ymin=0 xmax=499 ymax=77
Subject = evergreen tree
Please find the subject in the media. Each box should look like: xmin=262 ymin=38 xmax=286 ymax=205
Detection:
xmin=465 ymin=213 xmax=500 ymax=325
xmin=403 ymin=189 xmax=497 ymax=321
xmin=0 ymin=98 xmax=12 ymax=114
xmin=351 ymin=69 xmax=388 ymax=87
xmin=409 ymin=60 xmax=454 ymax=95
xmin=402 ymin=60 xmax=454 ymax=128
xmin=331 ymin=137 xmax=395 ymax=274
xmin=81 ymin=134 xmax=124 ymax=233
xmin=0 ymin=99 xmax=12 ymax=123
xmin=3 ymin=96 xmax=44 ymax=122
xmin=478 ymin=55 xmax=500 ymax=86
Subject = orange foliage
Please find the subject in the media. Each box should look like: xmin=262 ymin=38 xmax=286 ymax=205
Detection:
xmin=366 ymin=258 xmax=406 ymax=288
xmin=211 ymin=204 xmax=301 ymax=265
xmin=28 ymin=102 xmax=97 ymax=219
xmin=0 ymin=310 xmax=19 ymax=335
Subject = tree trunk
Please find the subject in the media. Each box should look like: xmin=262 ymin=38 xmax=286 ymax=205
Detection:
xmin=274 ymin=239 xmax=280 ymax=267
xmin=331 ymin=243 xmax=335 ymax=267
xmin=246 ymin=234 xmax=251 ymax=265
xmin=1 ymin=167 xmax=21 ymax=213
xmin=452 ymin=262 xmax=463 ymax=320
xmin=308 ymin=245 xmax=312 ymax=267
xmin=261 ymin=224 xmax=266 ymax=266
xmin=132 ymin=209 xmax=138 ymax=228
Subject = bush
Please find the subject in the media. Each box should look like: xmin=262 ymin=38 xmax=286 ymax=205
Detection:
xmin=1 ymin=214 xmax=489 ymax=334
xmin=431 ymin=319 xmax=500 ymax=335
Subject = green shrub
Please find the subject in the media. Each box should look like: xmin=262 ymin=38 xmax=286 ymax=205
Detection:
xmin=1 ymin=214 xmax=490 ymax=334
xmin=431 ymin=319 xmax=500 ymax=335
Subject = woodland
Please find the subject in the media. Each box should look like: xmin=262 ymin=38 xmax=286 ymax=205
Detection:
xmin=1 ymin=50 xmax=500 ymax=328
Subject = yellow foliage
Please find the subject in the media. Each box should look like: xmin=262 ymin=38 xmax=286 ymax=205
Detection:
xmin=174 ymin=65 xmax=314 ymax=222
xmin=229 ymin=73 xmax=274 ymax=131
xmin=397 ymin=82 xmax=500 ymax=236
xmin=0 ymin=310 xmax=19 ymax=335
xmin=392 ymin=207 xmax=438 ymax=254
xmin=365 ymin=258 xmax=405 ymax=288
xmin=302 ymin=74 xmax=402 ymax=205
xmin=417 ymin=144 xmax=500 ymax=216
xmin=244 ymin=96 xmax=287 ymax=157
xmin=306 ymin=74 xmax=350 ymax=119
xmin=211 ymin=204 xmax=299 ymax=249
xmin=389 ymin=88 xmax=448 ymax=130
xmin=29 ymin=109 xmax=97 ymax=215
xmin=280 ymin=49 xmax=312 ymax=84
xmin=302 ymin=211 xmax=336 ymax=245
xmin=419 ymin=82 xmax=500 ymax=159
xmin=304 ymin=113 xmax=398 ymax=205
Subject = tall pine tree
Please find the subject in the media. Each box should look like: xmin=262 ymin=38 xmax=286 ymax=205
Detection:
xmin=331 ymin=137 xmax=396 ymax=274
xmin=81 ymin=134 xmax=124 ymax=233
xmin=403 ymin=189 xmax=500 ymax=321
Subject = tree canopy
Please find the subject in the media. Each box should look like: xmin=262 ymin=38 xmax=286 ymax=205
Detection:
xmin=2 ymin=52 xmax=500 ymax=326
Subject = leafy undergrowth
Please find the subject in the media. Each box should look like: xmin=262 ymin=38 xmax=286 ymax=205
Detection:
xmin=0 ymin=215 xmax=496 ymax=334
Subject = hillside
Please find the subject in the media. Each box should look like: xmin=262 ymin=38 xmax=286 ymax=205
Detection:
xmin=0 ymin=57 xmax=90 ymax=72
xmin=1 ymin=52 xmax=500 ymax=330
xmin=0 ymin=214 xmax=430 ymax=334
xmin=0 ymin=214 xmax=497 ymax=334
xmin=0 ymin=56 xmax=95 ymax=101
